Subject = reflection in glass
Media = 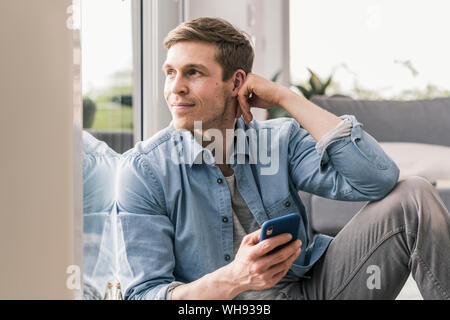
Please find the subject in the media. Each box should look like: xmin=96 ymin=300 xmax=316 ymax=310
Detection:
xmin=82 ymin=131 xmax=119 ymax=299
xmin=80 ymin=0 xmax=138 ymax=299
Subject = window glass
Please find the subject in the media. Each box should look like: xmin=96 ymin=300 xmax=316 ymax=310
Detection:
xmin=81 ymin=0 xmax=135 ymax=153
xmin=80 ymin=0 xmax=138 ymax=300
xmin=290 ymin=0 xmax=450 ymax=100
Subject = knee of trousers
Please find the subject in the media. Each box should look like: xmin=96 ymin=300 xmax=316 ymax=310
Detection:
xmin=379 ymin=175 xmax=440 ymax=227
xmin=393 ymin=176 xmax=435 ymax=198
xmin=359 ymin=176 xmax=446 ymax=255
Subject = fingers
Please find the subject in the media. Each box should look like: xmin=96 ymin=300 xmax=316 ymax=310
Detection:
xmin=233 ymin=232 xmax=302 ymax=292
xmin=267 ymin=242 xmax=301 ymax=277
xmin=255 ymin=233 xmax=294 ymax=256
xmin=235 ymin=103 xmax=243 ymax=119
xmin=236 ymin=77 xmax=254 ymax=124
xmin=257 ymin=239 xmax=301 ymax=270
xmin=237 ymin=93 xmax=253 ymax=124
xmin=242 ymin=229 xmax=262 ymax=246
xmin=247 ymin=240 xmax=301 ymax=289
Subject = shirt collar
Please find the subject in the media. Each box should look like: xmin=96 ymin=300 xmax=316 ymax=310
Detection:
xmin=170 ymin=117 xmax=251 ymax=168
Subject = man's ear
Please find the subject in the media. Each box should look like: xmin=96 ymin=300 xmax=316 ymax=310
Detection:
xmin=231 ymin=69 xmax=246 ymax=97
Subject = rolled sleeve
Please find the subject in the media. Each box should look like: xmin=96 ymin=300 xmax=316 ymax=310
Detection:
xmin=315 ymin=118 xmax=352 ymax=156
xmin=288 ymin=115 xmax=399 ymax=201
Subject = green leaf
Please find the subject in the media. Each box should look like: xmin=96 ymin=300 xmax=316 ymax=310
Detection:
xmin=323 ymin=75 xmax=333 ymax=89
xmin=268 ymin=107 xmax=291 ymax=119
xmin=296 ymin=85 xmax=311 ymax=99
xmin=271 ymin=70 xmax=282 ymax=83
xmin=307 ymin=68 xmax=322 ymax=93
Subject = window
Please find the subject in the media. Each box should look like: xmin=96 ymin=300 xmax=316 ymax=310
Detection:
xmin=80 ymin=0 xmax=141 ymax=300
xmin=290 ymin=0 xmax=450 ymax=100
xmin=81 ymin=0 xmax=140 ymax=153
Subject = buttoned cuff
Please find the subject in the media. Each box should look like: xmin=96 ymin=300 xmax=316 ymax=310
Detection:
xmin=163 ymin=281 xmax=185 ymax=300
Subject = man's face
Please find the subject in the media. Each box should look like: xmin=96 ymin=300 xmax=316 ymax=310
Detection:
xmin=163 ymin=41 xmax=237 ymax=131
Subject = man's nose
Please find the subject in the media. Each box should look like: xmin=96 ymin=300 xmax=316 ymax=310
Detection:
xmin=170 ymin=74 xmax=188 ymax=95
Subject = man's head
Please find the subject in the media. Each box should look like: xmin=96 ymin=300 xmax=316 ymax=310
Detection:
xmin=163 ymin=17 xmax=254 ymax=131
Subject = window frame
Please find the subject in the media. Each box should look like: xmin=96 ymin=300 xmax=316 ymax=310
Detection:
xmin=141 ymin=0 xmax=181 ymax=140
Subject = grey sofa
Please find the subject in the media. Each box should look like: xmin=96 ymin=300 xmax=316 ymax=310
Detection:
xmin=300 ymin=96 xmax=450 ymax=237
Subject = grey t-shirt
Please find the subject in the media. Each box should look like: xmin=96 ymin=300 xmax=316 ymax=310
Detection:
xmin=224 ymin=174 xmax=301 ymax=300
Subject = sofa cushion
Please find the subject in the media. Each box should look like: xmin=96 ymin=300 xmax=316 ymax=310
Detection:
xmin=379 ymin=142 xmax=450 ymax=184
xmin=307 ymin=142 xmax=450 ymax=237
xmin=310 ymin=96 xmax=450 ymax=147
xmin=309 ymin=187 xmax=450 ymax=237
xmin=309 ymin=197 xmax=367 ymax=237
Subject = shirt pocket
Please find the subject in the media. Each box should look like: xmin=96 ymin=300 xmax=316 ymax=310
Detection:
xmin=265 ymin=193 xmax=300 ymax=220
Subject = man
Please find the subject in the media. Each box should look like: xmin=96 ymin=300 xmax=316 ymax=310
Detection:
xmin=117 ymin=17 xmax=450 ymax=300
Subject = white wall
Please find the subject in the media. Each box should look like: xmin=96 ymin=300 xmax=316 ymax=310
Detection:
xmin=0 ymin=0 xmax=82 ymax=299
xmin=142 ymin=0 xmax=290 ymax=136
xmin=185 ymin=0 xmax=290 ymax=119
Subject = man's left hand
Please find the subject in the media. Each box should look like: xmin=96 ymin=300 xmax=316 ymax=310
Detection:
xmin=237 ymin=73 xmax=291 ymax=125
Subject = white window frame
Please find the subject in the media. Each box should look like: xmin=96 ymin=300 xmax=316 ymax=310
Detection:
xmin=142 ymin=0 xmax=181 ymax=140
xmin=131 ymin=0 xmax=143 ymax=142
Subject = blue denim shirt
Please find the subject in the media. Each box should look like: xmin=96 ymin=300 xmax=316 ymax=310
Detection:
xmin=116 ymin=115 xmax=399 ymax=300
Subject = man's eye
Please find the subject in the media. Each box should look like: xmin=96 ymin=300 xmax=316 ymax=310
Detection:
xmin=187 ymin=69 xmax=201 ymax=76
xmin=165 ymin=69 xmax=175 ymax=76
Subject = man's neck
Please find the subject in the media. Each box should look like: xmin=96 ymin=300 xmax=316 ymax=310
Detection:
xmin=193 ymin=120 xmax=237 ymax=176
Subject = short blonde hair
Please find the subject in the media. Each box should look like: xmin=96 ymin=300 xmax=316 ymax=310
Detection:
xmin=164 ymin=17 xmax=254 ymax=81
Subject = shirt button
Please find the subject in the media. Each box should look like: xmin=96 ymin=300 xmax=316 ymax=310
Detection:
xmin=222 ymin=217 xmax=229 ymax=223
xmin=217 ymin=178 xmax=223 ymax=184
xmin=224 ymin=254 xmax=231 ymax=261
xmin=284 ymin=201 xmax=291 ymax=207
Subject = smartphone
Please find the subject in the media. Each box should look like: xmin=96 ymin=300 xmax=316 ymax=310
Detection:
xmin=260 ymin=213 xmax=300 ymax=253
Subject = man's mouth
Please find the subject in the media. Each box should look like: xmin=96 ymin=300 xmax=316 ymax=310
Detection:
xmin=172 ymin=103 xmax=195 ymax=110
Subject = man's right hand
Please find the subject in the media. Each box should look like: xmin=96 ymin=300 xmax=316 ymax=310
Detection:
xmin=226 ymin=229 xmax=302 ymax=296
xmin=171 ymin=228 xmax=301 ymax=300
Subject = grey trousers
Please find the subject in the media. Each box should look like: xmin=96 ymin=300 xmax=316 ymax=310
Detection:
xmin=296 ymin=176 xmax=450 ymax=300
